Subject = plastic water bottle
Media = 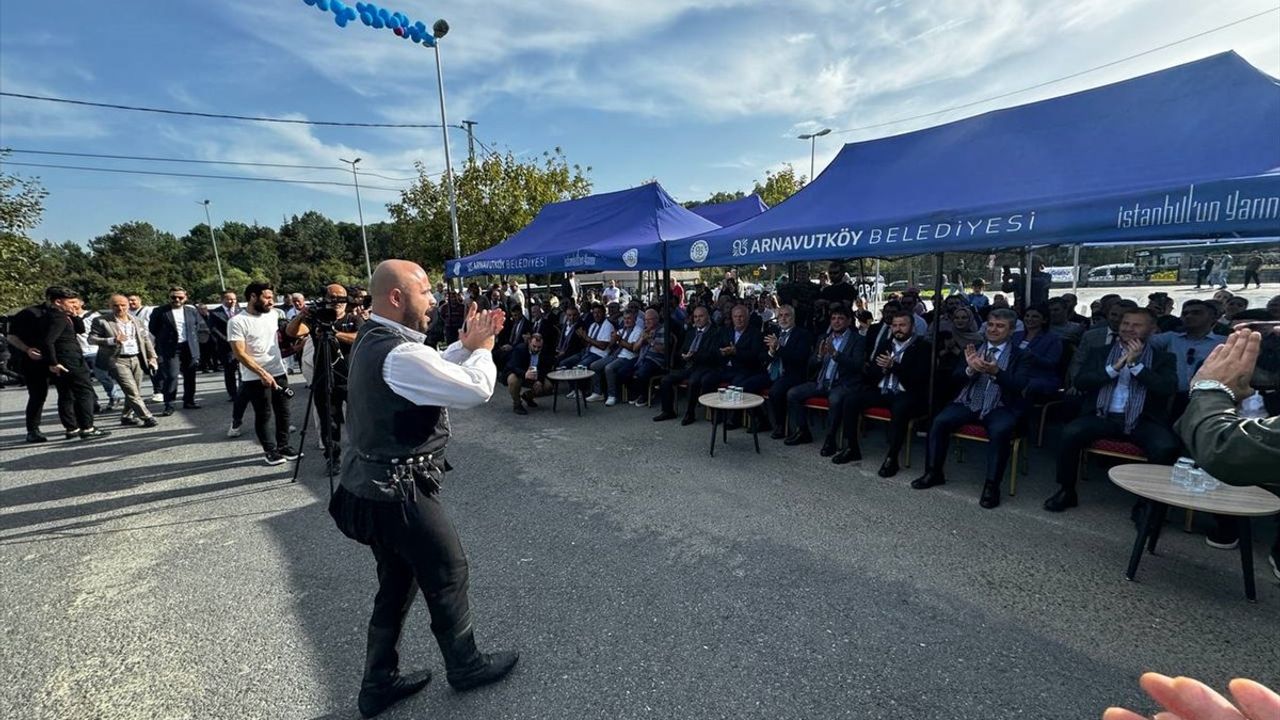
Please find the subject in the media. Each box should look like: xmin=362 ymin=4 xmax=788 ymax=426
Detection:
xmin=1171 ymin=457 xmax=1195 ymax=489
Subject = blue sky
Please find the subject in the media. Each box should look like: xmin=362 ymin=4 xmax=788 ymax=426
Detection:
xmin=2 ymin=0 xmax=1277 ymax=246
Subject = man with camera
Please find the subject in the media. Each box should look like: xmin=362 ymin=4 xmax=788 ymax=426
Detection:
xmin=286 ymin=283 xmax=362 ymax=474
xmin=229 ymin=282 xmax=299 ymax=466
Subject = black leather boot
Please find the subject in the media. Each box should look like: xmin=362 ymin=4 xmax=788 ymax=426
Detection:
xmin=435 ymin=621 xmax=519 ymax=692
xmin=358 ymin=624 xmax=432 ymax=718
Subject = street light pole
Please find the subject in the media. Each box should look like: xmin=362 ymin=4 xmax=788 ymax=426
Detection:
xmin=340 ymin=157 xmax=372 ymax=282
xmin=200 ymin=200 xmax=226 ymax=292
xmin=431 ymin=20 xmax=462 ymax=285
xmin=797 ymin=127 xmax=831 ymax=181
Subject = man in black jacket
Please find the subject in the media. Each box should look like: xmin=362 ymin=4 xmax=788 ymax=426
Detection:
xmin=784 ymin=305 xmax=865 ymax=456
xmin=505 ymin=331 xmax=556 ymax=415
xmin=654 ymin=305 xmax=724 ymax=425
xmin=41 ymin=291 xmax=111 ymax=440
xmin=764 ymin=305 xmax=813 ymax=439
xmin=207 ymin=290 xmax=241 ymax=402
xmin=552 ymin=305 xmax=586 ymax=368
xmin=715 ymin=304 xmax=771 ymax=430
xmin=837 ymin=311 xmax=932 ymax=476
xmin=911 ymin=309 xmax=1028 ymax=508
xmin=1044 ymin=307 xmax=1181 ymax=512
xmin=862 ymin=300 xmax=903 ymax=362
xmin=148 ymin=286 xmax=204 ymax=415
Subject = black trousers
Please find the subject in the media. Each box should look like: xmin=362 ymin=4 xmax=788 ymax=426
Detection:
xmin=787 ymin=382 xmax=857 ymax=442
xmin=1242 ymin=269 xmax=1261 ymax=287
xmin=766 ymin=374 xmax=806 ymax=429
xmin=330 ymin=485 xmax=472 ymax=638
xmin=52 ymin=357 xmax=96 ymax=431
xmin=658 ymin=366 xmax=720 ymax=418
xmin=238 ymin=375 xmax=291 ymax=452
xmin=159 ymin=345 xmax=198 ymax=405
xmin=24 ymin=371 xmax=51 ymax=432
xmin=1055 ymin=413 xmax=1182 ymax=490
xmin=217 ymin=341 xmax=239 ymax=400
xmin=927 ymin=403 xmax=1021 ymax=484
xmin=315 ymin=382 xmax=348 ymax=460
xmin=845 ymin=388 xmax=927 ymax=455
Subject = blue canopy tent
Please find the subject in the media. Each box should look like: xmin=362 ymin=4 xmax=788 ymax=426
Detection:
xmin=446 ymin=182 xmax=719 ymax=279
xmin=689 ymin=193 xmax=769 ymax=227
xmin=668 ymin=52 xmax=1280 ymax=270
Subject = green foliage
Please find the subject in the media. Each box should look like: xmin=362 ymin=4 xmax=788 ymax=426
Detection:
xmin=683 ymin=189 xmax=746 ymax=209
xmin=752 ymin=164 xmax=807 ymax=208
xmin=387 ymin=147 xmax=592 ymax=274
xmin=1 ymin=152 xmax=51 ymax=311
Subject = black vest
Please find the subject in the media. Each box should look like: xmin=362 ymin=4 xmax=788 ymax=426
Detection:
xmin=339 ymin=321 xmax=451 ymax=501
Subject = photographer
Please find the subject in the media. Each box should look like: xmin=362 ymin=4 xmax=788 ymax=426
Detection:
xmin=229 ymin=282 xmax=298 ymax=466
xmin=286 ymin=283 xmax=363 ymax=475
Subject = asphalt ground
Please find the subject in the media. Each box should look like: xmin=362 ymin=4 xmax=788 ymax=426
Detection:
xmin=1 ymin=371 xmax=1277 ymax=720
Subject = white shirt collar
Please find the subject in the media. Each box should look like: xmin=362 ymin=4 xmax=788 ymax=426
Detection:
xmin=370 ymin=313 xmax=426 ymax=344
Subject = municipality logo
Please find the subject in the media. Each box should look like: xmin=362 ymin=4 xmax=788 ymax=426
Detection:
xmin=622 ymin=248 xmax=639 ymax=268
xmin=452 ymin=261 xmax=462 ymax=276
xmin=690 ymin=240 xmax=709 ymax=264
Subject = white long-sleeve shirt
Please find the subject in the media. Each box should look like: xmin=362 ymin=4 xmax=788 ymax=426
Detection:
xmin=370 ymin=314 xmax=496 ymax=409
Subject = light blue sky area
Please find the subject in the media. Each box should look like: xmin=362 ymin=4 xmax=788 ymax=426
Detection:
xmin=1 ymin=0 xmax=1277 ymax=245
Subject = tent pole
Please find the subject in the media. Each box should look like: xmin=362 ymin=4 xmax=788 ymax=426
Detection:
xmin=858 ymin=258 xmax=866 ymax=306
xmin=1022 ymin=246 xmax=1032 ymax=311
xmin=662 ymin=245 xmax=672 ymax=372
xmin=873 ymin=258 xmax=881 ymax=306
xmin=1071 ymin=244 xmax=1081 ymax=300
xmin=927 ymin=252 xmax=944 ymax=415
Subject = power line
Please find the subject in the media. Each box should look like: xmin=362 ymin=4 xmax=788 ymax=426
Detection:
xmin=1 ymin=161 xmax=407 ymax=192
xmin=1 ymin=147 xmax=420 ymax=179
xmin=830 ymin=7 xmax=1279 ymax=136
xmin=0 ymin=91 xmax=447 ymax=129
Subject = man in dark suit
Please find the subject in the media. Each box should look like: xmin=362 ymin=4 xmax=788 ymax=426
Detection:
xmin=837 ymin=311 xmax=932 ymax=476
xmin=716 ymin=303 xmax=771 ymax=430
xmin=526 ymin=301 xmax=560 ymax=353
xmin=1045 ymin=307 xmax=1181 ymax=512
xmin=553 ymin=305 xmax=588 ymax=368
xmin=148 ymin=285 xmax=204 ymax=415
xmin=911 ymin=309 xmax=1029 ymax=508
xmin=784 ymin=305 xmax=865 ymax=456
xmin=1069 ymin=299 xmax=1137 ymax=387
xmin=505 ymin=331 xmax=557 ymax=415
xmin=493 ymin=303 xmax=527 ymax=376
xmin=207 ymin=289 xmax=241 ymax=402
xmin=41 ymin=290 xmax=111 ymax=439
xmin=764 ymin=304 xmax=813 ymax=439
xmin=862 ymin=300 xmax=903 ymax=361
xmin=653 ymin=305 xmax=724 ymax=425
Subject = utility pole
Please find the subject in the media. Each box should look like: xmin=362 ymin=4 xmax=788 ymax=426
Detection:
xmin=461 ymin=120 xmax=478 ymax=165
xmin=200 ymin=200 xmax=227 ymax=292
xmin=340 ymin=157 xmax=373 ymax=282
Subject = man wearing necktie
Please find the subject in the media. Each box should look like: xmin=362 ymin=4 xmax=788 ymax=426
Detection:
xmin=553 ymin=305 xmax=587 ymax=368
xmin=1045 ymin=307 xmax=1180 ymax=512
xmin=654 ymin=306 xmax=724 ymax=425
xmin=836 ymin=311 xmax=932 ymax=476
xmin=764 ymin=305 xmax=814 ymax=439
xmin=784 ymin=305 xmax=865 ymax=456
xmin=912 ymin=309 xmax=1029 ymax=509
xmin=716 ymin=304 xmax=771 ymax=431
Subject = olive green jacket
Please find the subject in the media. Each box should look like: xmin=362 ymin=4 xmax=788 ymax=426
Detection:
xmin=1176 ymin=391 xmax=1280 ymax=488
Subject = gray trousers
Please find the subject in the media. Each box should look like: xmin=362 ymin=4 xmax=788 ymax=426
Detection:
xmin=112 ymin=355 xmax=154 ymax=420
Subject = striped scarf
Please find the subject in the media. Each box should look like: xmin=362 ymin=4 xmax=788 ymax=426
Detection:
xmin=957 ymin=342 xmax=1011 ymax=418
xmin=1095 ymin=340 xmax=1152 ymax=434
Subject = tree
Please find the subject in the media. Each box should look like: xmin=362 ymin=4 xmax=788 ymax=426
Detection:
xmin=89 ymin=222 xmax=183 ymax=301
xmin=752 ymin=164 xmax=806 ymax=208
xmin=387 ymin=147 xmax=592 ymax=273
xmin=683 ymin=190 xmax=746 ymax=209
xmin=0 ymin=152 xmax=50 ymax=311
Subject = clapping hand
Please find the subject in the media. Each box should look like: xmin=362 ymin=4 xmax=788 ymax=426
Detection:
xmin=1103 ymin=672 xmax=1279 ymax=720
xmin=875 ymin=351 xmax=893 ymax=369
xmin=764 ymin=333 xmax=778 ymax=352
xmin=1192 ymin=328 xmax=1261 ymax=401
xmin=460 ymin=302 xmax=505 ymax=352
xmin=963 ymin=344 xmax=983 ymax=372
xmin=1122 ymin=337 xmax=1145 ymax=364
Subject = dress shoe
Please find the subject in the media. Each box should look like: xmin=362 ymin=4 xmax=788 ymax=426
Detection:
xmin=878 ymin=457 xmax=900 ymax=478
xmin=680 ymin=415 xmax=697 ymax=426
xmin=25 ymin=430 xmax=48 ymax=444
xmin=979 ymin=481 xmax=1001 ymax=509
xmin=783 ymin=429 xmax=813 ymax=446
xmin=80 ymin=427 xmax=111 ymax=440
xmin=653 ymin=412 xmax=677 ymax=422
xmin=818 ymin=440 xmax=838 ymax=457
xmin=65 ymin=430 xmax=80 ymax=440
xmin=161 ymin=404 xmax=175 ymax=417
xmin=521 ymin=390 xmax=537 ymax=407
xmin=141 ymin=417 xmax=159 ymax=428
xmin=358 ymin=625 xmax=432 ymax=718
xmin=910 ymin=471 xmax=945 ymax=489
xmin=769 ymin=427 xmax=787 ymax=440
xmin=120 ymin=416 xmax=141 ymax=426
xmin=1042 ymin=488 xmax=1079 ymax=512
xmin=183 ymin=400 xmax=202 ymax=409
xmin=513 ymin=403 xmax=528 ymax=415
xmin=831 ymin=447 xmax=861 ymax=464
xmin=434 ymin=626 xmax=519 ymax=693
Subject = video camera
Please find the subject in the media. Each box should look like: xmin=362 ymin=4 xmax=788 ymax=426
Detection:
xmin=306 ymin=289 xmax=372 ymax=326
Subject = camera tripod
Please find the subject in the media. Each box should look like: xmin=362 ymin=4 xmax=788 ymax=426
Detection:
xmin=291 ymin=324 xmax=344 ymax=495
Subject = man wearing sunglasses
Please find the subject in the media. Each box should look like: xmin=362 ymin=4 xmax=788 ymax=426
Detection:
xmin=1151 ymin=298 xmax=1225 ymax=420
xmin=148 ymin=286 xmax=204 ymax=415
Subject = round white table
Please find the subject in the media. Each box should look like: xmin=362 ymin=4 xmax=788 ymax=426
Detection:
xmin=698 ymin=392 xmax=766 ymax=457
xmin=1109 ymin=463 xmax=1280 ymax=602
xmin=547 ymin=369 xmax=595 ymax=416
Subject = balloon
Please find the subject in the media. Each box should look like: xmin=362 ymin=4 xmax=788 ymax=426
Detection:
xmin=359 ymin=11 xmax=373 ymax=24
xmin=330 ymin=0 xmax=345 ymax=14
xmin=377 ymin=7 xmax=389 ymax=20
xmin=316 ymin=0 xmax=329 ymax=10
xmin=354 ymin=1 xmax=365 ymax=11
xmin=371 ymin=14 xmax=383 ymax=27
xmin=303 ymin=0 xmax=317 ymax=5
xmin=345 ymin=7 xmax=356 ymax=20
xmin=393 ymin=26 xmax=403 ymax=36
xmin=335 ymin=13 xmax=348 ymax=26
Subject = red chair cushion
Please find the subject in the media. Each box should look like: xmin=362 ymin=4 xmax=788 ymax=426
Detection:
xmin=863 ymin=407 xmax=892 ymax=420
xmin=804 ymin=397 xmax=830 ymax=410
xmin=954 ymin=423 xmax=989 ymax=439
xmin=1088 ymin=439 xmax=1147 ymax=458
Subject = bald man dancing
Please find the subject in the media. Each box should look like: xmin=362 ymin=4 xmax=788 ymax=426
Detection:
xmin=328 ymin=260 xmax=519 ymax=718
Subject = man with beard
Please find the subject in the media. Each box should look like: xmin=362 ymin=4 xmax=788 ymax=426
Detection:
xmin=228 ymin=282 xmax=299 ymax=466
xmin=148 ymin=286 xmax=203 ymax=415
xmin=328 ymin=260 xmax=518 ymax=718
xmin=837 ymin=311 xmax=932 ymax=476
xmin=506 ymin=331 xmax=555 ymax=414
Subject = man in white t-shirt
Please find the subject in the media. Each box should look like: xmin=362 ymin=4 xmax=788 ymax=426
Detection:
xmin=567 ymin=303 xmax=615 ymax=400
xmin=602 ymin=279 xmax=621 ymax=305
xmin=228 ymin=282 xmax=299 ymax=466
